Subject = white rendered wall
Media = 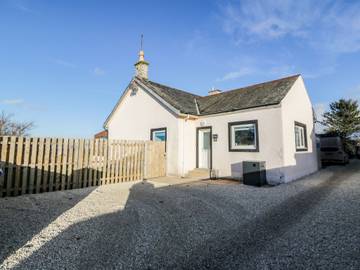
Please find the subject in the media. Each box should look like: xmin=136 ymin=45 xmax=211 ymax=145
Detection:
xmin=280 ymin=77 xmax=318 ymax=182
xmin=107 ymin=85 xmax=179 ymax=175
xmin=178 ymin=118 xmax=197 ymax=177
xmin=193 ymin=106 xmax=285 ymax=183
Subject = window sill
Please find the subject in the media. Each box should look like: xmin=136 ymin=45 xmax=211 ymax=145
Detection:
xmin=229 ymin=148 xmax=259 ymax=152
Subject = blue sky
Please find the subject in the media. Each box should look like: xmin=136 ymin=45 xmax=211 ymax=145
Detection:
xmin=1 ymin=0 xmax=360 ymax=137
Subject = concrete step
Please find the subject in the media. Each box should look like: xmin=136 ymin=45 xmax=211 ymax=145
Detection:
xmin=186 ymin=168 xmax=210 ymax=179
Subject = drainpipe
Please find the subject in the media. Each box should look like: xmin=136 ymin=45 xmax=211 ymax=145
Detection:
xmin=210 ymin=129 xmax=213 ymax=180
xmin=182 ymin=114 xmax=190 ymax=178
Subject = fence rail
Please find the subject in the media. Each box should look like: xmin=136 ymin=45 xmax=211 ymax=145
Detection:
xmin=0 ymin=136 xmax=166 ymax=197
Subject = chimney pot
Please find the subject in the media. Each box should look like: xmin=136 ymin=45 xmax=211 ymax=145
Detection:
xmin=208 ymin=88 xmax=222 ymax=95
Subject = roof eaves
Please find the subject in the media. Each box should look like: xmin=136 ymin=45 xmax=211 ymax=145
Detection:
xmin=198 ymin=102 xmax=282 ymax=116
xmin=134 ymin=77 xmax=182 ymax=116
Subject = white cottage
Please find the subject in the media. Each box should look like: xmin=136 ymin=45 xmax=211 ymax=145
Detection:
xmin=104 ymin=50 xmax=318 ymax=184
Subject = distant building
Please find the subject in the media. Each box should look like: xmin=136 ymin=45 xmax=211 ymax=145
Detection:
xmin=94 ymin=130 xmax=108 ymax=139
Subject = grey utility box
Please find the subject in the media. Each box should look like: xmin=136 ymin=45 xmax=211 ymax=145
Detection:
xmin=242 ymin=161 xmax=267 ymax=187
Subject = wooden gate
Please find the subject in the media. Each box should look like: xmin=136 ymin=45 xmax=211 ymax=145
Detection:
xmin=144 ymin=141 xmax=166 ymax=179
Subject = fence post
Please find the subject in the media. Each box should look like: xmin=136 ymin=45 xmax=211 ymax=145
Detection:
xmin=144 ymin=141 xmax=149 ymax=179
xmin=55 ymin=138 xmax=63 ymax=191
xmin=101 ymin=139 xmax=108 ymax=185
xmin=49 ymin=138 xmax=57 ymax=191
xmin=14 ymin=136 xmax=24 ymax=196
xmin=61 ymin=138 xmax=68 ymax=190
xmin=140 ymin=142 xmax=145 ymax=180
xmin=7 ymin=136 xmax=17 ymax=196
xmin=29 ymin=137 xmax=38 ymax=194
xmin=21 ymin=137 xmax=31 ymax=195
xmin=0 ymin=136 xmax=9 ymax=197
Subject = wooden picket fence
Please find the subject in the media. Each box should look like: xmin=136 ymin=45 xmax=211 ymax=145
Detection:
xmin=0 ymin=136 xmax=166 ymax=197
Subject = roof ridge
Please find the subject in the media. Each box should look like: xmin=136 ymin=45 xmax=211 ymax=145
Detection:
xmin=198 ymin=74 xmax=301 ymax=100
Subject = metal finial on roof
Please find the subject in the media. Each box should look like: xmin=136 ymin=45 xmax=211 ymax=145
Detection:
xmin=138 ymin=34 xmax=145 ymax=62
xmin=135 ymin=34 xmax=149 ymax=79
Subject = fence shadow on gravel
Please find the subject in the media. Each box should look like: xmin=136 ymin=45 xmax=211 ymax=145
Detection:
xmin=0 ymin=186 xmax=97 ymax=265
xmin=1 ymin=181 xmax=157 ymax=269
xmin=5 ymin=163 xmax=355 ymax=269
xmin=0 ymin=163 xmax=105 ymax=197
xmin=178 ymin=163 xmax=357 ymax=269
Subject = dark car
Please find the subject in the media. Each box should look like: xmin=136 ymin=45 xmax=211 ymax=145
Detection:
xmin=356 ymin=146 xmax=360 ymax=159
xmin=320 ymin=136 xmax=349 ymax=165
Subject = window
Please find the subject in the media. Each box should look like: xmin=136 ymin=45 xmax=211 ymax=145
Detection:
xmin=150 ymin=128 xmax=167 ymax=142
xmin=203 ymin=131 xmax=211 ymax=150
xmin=294 ymin=122 xmax=307 ymax=151
xmin=228 ymin=120 xmax=259 ymax=152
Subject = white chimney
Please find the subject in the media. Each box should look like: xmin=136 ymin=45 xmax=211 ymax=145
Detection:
xmin=208 ymin=87 xmax=222 ymax=96
xmin=134 ymin=50 xmax=149 ymax=80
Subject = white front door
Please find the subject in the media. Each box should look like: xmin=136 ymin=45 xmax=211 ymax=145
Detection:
xmin=197 ymin=128 xmax=211 ymax=169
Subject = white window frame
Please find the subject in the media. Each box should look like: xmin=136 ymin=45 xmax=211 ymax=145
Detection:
xmin=228 ymin=120 xmax=259 ymax=152
xmin=152 ymin=130 xmax=166 ymax=141
xmin=294 ymin=122 xmax=308 ymax=151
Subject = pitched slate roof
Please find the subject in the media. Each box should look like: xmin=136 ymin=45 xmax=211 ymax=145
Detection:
xmin=137 ymin=74 xmax=300 ymax=116
xmin=197 ymin=74 xmax=300 ymax=115
xmin=136 ymin=77 xmax=201 ymax=115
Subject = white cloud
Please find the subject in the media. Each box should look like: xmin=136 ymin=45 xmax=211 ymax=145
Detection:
xmin=269 ymin=65 xmax=296 ymax=77
xmin=0 ymin=99 xmax=46 ymax=111
xmin=313 ymin=103 xmax=326 ymax=121
xmin=344 ymin=84 xmax=360 ymax=103
xmin=220 ymin=0 xmax=360 ymax=53
xmin=1 ymin=99 xmax=25 ymax=105
xmin=222 ymin=0 xmax=318 ymax=41
xmin=313 ymin=103 xmax=327 ymax=134
xmin=14 ymin=4 xmax=32 ymax=13
xmin=185 ymin=30 xmax=206 ymax=51
xmin=215 ymin=63 xmax=298 ymax=83
xmin=52 ymin=59 xmax=76 ymax=68
xmin=302 ymin=65 xmax=337 ymax=79
xmin=216 ymin=67 xmax=254 ymax=82
xmin=93 ymin=67 xmax=105 ymax=76
xmin=10 ymin=0 xmax=34 ymax=13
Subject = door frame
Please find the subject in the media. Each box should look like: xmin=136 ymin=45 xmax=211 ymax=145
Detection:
xmin=196 ymin=126 xmax=212 ymax=169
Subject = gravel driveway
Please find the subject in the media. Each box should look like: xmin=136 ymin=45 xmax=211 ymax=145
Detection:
xmin=1 ymin=161 xmax=360 ymax=270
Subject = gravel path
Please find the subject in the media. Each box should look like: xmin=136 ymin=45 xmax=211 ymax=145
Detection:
xmin=1 ymin=162 xmax=360 ymax=270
